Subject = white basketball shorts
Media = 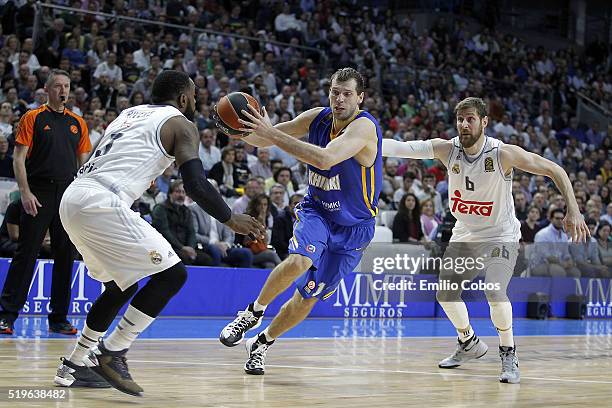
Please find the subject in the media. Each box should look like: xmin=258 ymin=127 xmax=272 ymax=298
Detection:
xmin=59 ymin=179 xmax=180 ymax=290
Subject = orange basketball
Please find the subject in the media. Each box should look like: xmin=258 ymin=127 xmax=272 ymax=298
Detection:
xmin=215 ymin=92 xmax=261 ymax=135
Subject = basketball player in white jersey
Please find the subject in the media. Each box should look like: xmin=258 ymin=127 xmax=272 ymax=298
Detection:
xmin=383 ymin=97 xmax=589 ymax=384
xmin=53 ymin=70 xmax=265 ymax=396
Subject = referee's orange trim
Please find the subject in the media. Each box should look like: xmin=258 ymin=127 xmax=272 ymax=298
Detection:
xmin=15 ymin=105 xmax=46 ymax=147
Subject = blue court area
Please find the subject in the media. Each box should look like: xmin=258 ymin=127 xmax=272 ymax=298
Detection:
xmin=6 ymin=316 xmax=612 ymax=340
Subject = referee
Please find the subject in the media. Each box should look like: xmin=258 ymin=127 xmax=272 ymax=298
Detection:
xmin=0 ymin=69 xmax=91 ymax=335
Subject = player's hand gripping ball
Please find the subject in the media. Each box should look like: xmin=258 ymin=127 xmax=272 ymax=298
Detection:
xmin=213 ymin=92 xmax=261 ymax=138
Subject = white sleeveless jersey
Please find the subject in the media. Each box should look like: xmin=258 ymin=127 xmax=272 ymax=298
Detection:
xmin=446 ymin=136 xmax=521 ymax=242
xmin=75 ymin=105 xmax=181 ymax=203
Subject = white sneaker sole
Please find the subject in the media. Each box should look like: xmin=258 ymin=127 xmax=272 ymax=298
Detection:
xmin=220 ymin=318 xmax=262 ymax=347
xmin=438 ymin=347 xmax=488 ymax=368
xmin=500 ymin=376 xmax=520 ymax=384
xmin=54 ymin=375 xmax=74 ymax=387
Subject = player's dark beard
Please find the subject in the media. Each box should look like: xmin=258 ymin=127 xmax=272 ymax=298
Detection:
xmin=184 ymin=103 xmax=196 ymax=122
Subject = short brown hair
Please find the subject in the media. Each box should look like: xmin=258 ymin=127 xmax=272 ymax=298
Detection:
xmin=168 ymin=180 xmax=184 ymax=194
xmin=46 ymin=69 xmax=70 ymax=87
xmin=454 ymin=97 xmax=487 ymax=118
xmin=221 ymin=146 xmax=235 ymax=160
xmin=330 ymin=67 xmax=366 ymax=94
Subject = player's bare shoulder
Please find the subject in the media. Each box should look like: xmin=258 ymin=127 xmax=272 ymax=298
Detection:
xmin=159 ymin=115 xmax=199 ymax=165
xmin=343 ymin=116 xmax=377 ymax=145
xmin=498 ymin=143 xmax=528 ymax=175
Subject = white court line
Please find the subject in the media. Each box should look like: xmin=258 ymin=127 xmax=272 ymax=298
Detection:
xmin=2 ymin=354 xmax=611 ymax=385
xmin=2 ymin=333 xmax=611 ymax=342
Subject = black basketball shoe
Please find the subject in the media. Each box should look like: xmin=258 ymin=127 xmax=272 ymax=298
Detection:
xmin=84 ymin=341 xmax=143 ymax=396
xmin=219 ymin=303 xmax=263 ymax=347
xmin=244 ymin=332 xmax=275 ymax=375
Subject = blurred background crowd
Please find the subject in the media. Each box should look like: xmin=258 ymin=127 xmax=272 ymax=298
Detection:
xmin=0 ymin=0 xmax=609 ymax=275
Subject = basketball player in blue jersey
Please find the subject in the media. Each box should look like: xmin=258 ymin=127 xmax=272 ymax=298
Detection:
xmin=383 ymin=97 xmax=589 ymax=384
xmin=217 ymin=68 xmax=383 ymax=375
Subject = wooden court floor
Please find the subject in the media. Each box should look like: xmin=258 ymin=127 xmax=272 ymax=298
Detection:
xmin=0 ymin=336 xmax=611 ymax=407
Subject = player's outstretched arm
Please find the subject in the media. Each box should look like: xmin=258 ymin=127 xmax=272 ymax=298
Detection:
xmin=500 ymin=144 xmax=589 ymax=242
xmin=227 ymin=107 xmax=324 ymax=148
xmin=238 ymin=105 xmax=374 ymax=170
xmin=162 ymin=117 xmax=266 ymax=239
xmin=382 ymin=138 xmax=452 ymax=162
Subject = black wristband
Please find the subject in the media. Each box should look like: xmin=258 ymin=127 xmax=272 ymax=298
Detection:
xmin=179 ymin=158 xmax=232 ymax=223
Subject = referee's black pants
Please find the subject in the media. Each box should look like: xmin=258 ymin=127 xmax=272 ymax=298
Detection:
xmin=0 ymin=180 xmax=75 ymax=324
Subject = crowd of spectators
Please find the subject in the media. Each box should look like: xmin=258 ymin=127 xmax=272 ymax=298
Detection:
xmin=0 ymin=0 xmax=608 ymax=275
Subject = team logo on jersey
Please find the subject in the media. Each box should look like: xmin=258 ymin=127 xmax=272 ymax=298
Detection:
xmin=309 ymin=171 xmax=341 ymax=191
xmin=306 ymin=244 xmax=316 ymax=253
xmin=321 ymin=200 xmax=341 ymax=211
xmin=491 ymin=247 xmax=500 ymax=257
xmin=484 ymin=157 xmax=495 ymax=172
xmin=149 ymin=250 xmax=163 ymax=265
xmin=307 ymin=280 xmax=316 ymax=291
xmin=450 ymin=190 xmax=493 ymax=216
xmin=70 ymin=125 xmax=78 ymax=134
xmin=452 ymin=164 xmax=460 ymax=174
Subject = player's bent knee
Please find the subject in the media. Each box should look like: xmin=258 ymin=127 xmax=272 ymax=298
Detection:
xmin=484 ymin=289 xmax=508 ymax=302
xmin=283 ymin=254 xmax=313 ymax=274
xmin=152 ymin=262 xmax=188 ymax=295
xmin=167 ymin=262 xmax=188 ymax=293
xmin=289 ymin=291 xmax=318 ymax=312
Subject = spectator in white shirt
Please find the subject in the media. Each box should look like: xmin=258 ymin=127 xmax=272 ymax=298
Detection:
xmin=414 ymin=173 xmax=444 ymax=216
xmin=274 ymin=3 xmax=302 ymax=41
xmin=531 ymin=208 xmax=581 ymax=277
xmin=206 ymin=64 xmax=224 ymax=96
xmin=0 ymin=102 xmax=13 ymax=136
xmin=247 ymin=51 xmax=265 ymax=76
xmin=198 ymin=128 xmax=221 ymax=172
xmin=393 ymin=172 xmax=417 ymax=209
xmin=273 ymin=85 xmax=294 ymax=114
xmin=231 ymin=178 xmax=262 ymax=215
xmin=12 ymin=50 xmax=39 ymax=77
xmin=93 ymin=52 xmax=122 ymax=86
xmin=249 ymin=147 xmax=273 ymax=179
xmin=261 ymin=64 xmax=279 ymax=96
xmin=82 ymin=111 xmax=103 ymax=153
xmin=493 ymin=114 xmax=516 ymax=140
xmin=133 ymin=39 xmax=153 ymax=71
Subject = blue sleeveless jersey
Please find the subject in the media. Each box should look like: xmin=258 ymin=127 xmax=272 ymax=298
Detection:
xmin=304 ymin=107 xmax=383 ymax=227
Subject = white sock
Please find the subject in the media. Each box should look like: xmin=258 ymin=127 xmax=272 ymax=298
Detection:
xmin=489 ymin=301 xmax=514 ymax=348
xmin=439 ymin=301 xmax=473 ymax=341
xmin=69 ymin=324 xmax=105 ymax=366
xmin=104 ymin=305 xmax=155 ymax=351
xmin=261 ymin=328 xmax=274 ymax=343
xmin=457 ymin=325 xmax=474 ymax=343
xmin=497 ymin=326 xmax=514 ymax=348
xmin=252 ymin=300 xmax=267 ymax=313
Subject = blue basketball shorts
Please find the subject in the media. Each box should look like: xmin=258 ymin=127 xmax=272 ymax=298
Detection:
xmin=289 ymin=203 xmax=374 ymax=300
